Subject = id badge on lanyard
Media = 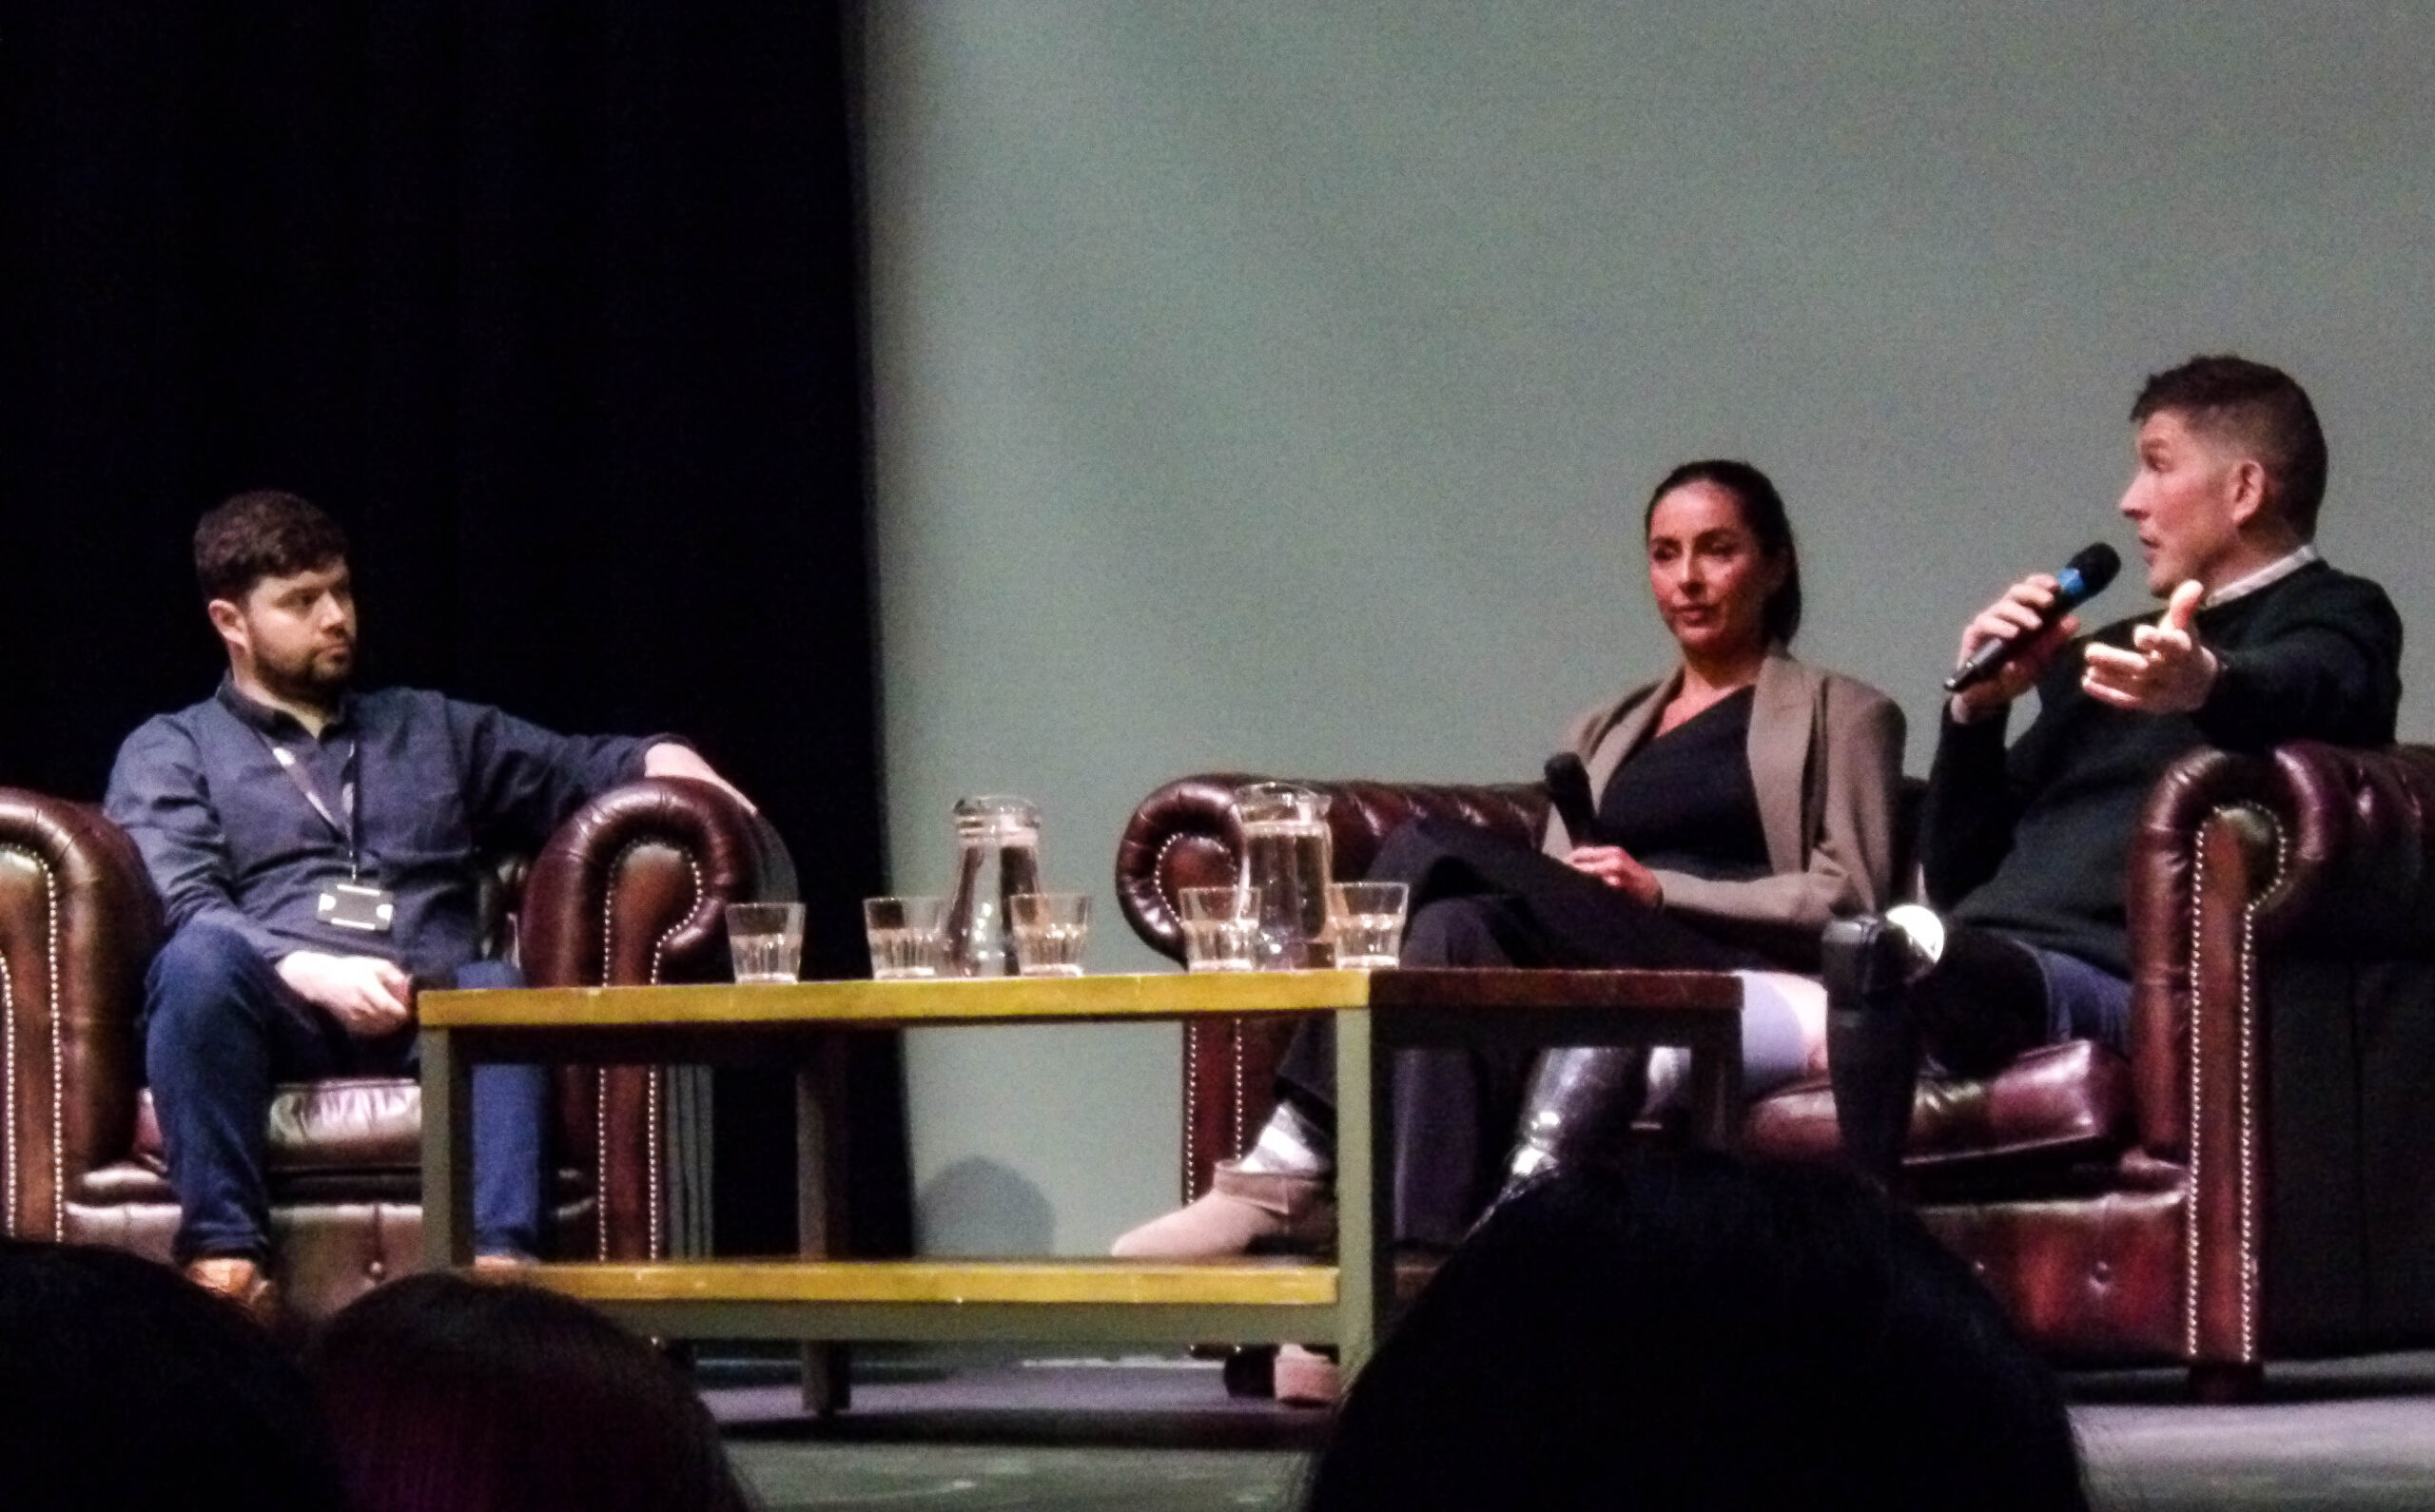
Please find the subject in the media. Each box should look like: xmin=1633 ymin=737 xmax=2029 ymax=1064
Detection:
xmin=270 ymin=739 xmax=399 ymax=936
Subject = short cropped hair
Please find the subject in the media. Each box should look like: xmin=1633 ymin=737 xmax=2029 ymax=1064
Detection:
xmin=2132 ymin=355 xmax=2327 ymax=538
xmin=194 ymin=490 xmax=350 ymax=606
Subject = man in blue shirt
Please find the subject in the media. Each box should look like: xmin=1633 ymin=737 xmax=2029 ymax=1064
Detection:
xmin=106 ymin=491 xmax=749 ymax=1317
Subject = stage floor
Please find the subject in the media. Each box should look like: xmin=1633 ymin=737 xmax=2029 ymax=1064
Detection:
xmin=710 ymin=1350 xmax=2435 ymax=1511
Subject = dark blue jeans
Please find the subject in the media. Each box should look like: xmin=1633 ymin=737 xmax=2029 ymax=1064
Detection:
xmin=143 ymin=924 xmax=546 ymax=1263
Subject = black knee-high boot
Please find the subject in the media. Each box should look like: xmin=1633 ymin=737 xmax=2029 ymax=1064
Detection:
xmin=1495 ymin=1045 xmax=1650 ymax=1202
xmin=1822 ymin=916 xmax=1921 ymax=1189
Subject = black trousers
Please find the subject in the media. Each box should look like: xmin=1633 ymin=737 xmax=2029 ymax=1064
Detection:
xmin=1276 ymin=819 xmax=1765 ymax=1246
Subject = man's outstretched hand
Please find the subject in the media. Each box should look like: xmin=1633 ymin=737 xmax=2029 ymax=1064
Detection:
xmin=277 ymin=950 xmax=413 ymax=1037
xmin=643 ymin=743 xmax=758 ymax=813
xmin=2082 ymin=580 xmax=2218 ymax=715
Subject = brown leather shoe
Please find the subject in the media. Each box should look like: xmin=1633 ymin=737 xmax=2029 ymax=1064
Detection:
xmin=472 ymin=1250 xmax=536 ymax=1273
xmin=185 ymin=1256 xmax=279 ymax=1328
xmin=1110 ymin=1161 xmax=1335 ymax=1259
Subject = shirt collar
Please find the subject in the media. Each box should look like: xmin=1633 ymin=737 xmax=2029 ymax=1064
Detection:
xmin=215 ymin=675 xmax=356 ymax=738
xmin=2203 ymin=543 xmax=2321 ymax=610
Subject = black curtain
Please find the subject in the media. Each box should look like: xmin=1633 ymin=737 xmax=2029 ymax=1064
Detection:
xmin=0 ymin=1 xmax=905 ymax=1257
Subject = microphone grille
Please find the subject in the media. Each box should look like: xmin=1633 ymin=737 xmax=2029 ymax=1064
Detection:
xmin=2065 ymin=542 xmax=2121 ymax=595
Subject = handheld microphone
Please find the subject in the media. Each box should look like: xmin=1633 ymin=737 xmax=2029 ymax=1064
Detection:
xmin=1544 ymin=752 xmax=1600 ymax=845
xmin=1943 ymin=542 xmax=2121 ymax=693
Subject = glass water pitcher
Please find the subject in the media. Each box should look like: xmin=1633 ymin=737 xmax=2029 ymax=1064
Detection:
xmin=1231 ymin=782 xmax=1334 ymax=968
xmin=945 ymin=794 xmax=1043 ymax=977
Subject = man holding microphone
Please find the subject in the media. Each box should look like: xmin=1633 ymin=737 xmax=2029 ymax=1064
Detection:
xmin=1827 ymin=355 xmax=2404 ymax=1180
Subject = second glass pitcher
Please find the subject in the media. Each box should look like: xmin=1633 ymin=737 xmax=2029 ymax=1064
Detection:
xmin=1232 ymin=782 xmax=1334 ymax=968
xmin=945 ymin=794 xmax=1043 ymax=977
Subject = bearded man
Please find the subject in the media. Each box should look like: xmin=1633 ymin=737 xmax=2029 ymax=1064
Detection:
xmin=106 ymin=491 xmax=746 ymax=1317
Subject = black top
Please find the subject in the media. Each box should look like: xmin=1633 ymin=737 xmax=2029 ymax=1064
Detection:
xmin=1596 ymin=686 xmax=1771 ymax=882
xmin=105 ymin=679 xmax=662 ymax=978
xmin=1925 ymin=560 xmax=2404 ymax=977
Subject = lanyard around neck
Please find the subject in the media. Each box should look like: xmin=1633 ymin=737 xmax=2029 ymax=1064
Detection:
xmin=263 ymin=735 xmax=363 ymax=879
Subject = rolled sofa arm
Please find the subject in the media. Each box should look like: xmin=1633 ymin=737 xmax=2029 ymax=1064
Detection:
xmin=1115 ymin=773 xmax=1548 ymax=962
xmin=520 ymin=777 xmax=798 ymax=989
xmin=516 ymin=777 xmax=797 ymax=1260
xmin=0 ymin=789 xmax=163 ymax=1241
xmin=2125 ymin=741 xmax=2435 ymax=1157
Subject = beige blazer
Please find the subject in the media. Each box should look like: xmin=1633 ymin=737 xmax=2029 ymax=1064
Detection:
xmin=1539 ymin=649 xmax=1906 ymax=955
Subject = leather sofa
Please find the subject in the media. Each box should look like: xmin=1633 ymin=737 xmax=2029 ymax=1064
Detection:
xmin=0 ymin=777 xmax=792 ymax=1323
xmin=1114 ymin=744 xmax=2435 ymax=1396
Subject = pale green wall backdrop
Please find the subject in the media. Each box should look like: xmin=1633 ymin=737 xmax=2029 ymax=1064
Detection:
xmin=863 ymin=2 xmax=2435 ymax=1256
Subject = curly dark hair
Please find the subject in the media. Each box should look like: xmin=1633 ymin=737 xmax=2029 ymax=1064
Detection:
xmin=193 ymin=490 xmax=350 ymax=605
xmin=2132 ymin=355 xmax=2327 ymax=537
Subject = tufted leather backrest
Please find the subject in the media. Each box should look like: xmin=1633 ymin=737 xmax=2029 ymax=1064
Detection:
xmin=0 ymin=791 xmax=163 ymax=1239
xmin=1114 ymin=773 xmax=1548 ymax=962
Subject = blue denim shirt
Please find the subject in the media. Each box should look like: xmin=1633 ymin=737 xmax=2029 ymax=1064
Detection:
xmin=105 ymin=680 xmax=660 ymax=979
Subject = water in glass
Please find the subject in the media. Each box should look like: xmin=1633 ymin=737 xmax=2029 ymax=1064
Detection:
xmin=730 ymin=936 xmax=801 ymax=984
xmin=868 ymin=926 xmax=944 ymax=980
xmin=1181 ymin=918 xmax=1259 ymax=971
xmin=1332 ymin=914 xmax=1402 ymax=969
xmin=1012 ymin=921 xmax=1088 ymax=976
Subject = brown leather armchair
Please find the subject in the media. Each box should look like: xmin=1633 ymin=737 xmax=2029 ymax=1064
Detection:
xmin=1114 ymin=745 xmax=2435 ymax=1396
xmin=0 ymin=777 xmax=792 ymax=1323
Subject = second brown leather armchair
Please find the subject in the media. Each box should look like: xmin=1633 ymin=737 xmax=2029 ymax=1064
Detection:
xmin=1114 ymin=744 xmax=2435 ymax=1396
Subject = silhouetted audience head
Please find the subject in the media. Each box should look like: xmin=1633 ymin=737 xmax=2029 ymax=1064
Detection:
xmin=1303 ymin=1152 xmax=2088 ymax=1511
xmin=307 ymin=1273 xmax=755 ymax=1512
xmin=0 ymin=1239 xmax=344 ymax=1511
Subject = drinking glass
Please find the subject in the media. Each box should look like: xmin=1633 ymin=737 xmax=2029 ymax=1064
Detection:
xmin=864 ymin=896 xmax=948 ymax=980
xmin=726 ymin=901 xmax=805 ymax=984
xmin=1178 ymin=885 xmax=1262 ymax=973
xmin=1326 ymin=882 xmax=1409 ymax=969
xmin=1008 ymin=892 xmax=1090 ymax=977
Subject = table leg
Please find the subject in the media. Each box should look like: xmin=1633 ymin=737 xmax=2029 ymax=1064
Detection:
xmin=796 ymin=1042 xmax=850 ymax=1415
xmin=420 ymin=1027 xmax=476 ymax=1269
xmin=1334 ymin=1006 xmax=1387 ymax=1376
xmin=1685 ymin=1021 xmax=1744 ymax=1149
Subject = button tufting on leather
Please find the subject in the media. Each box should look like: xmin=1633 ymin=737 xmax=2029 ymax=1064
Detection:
xmin=366 ymin=1258 xmax=386 ymax=1281
xmin=2092 ymin=1260 xmax=2112 ymax=1284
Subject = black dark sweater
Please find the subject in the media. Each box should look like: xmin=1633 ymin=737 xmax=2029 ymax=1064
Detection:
xmin=1923 ymin=560 xmax=2403 ymax=977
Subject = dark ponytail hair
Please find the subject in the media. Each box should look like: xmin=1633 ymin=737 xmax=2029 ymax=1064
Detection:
xmin=1641 ymin=458 xmax=1802 ymax=646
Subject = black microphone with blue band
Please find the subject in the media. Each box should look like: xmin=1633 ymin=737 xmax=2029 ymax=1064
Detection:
xmin=1943 ymin=542 xmax=2122 ymax=693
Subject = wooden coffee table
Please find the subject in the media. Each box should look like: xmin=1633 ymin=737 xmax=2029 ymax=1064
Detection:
xmin=419 ymin=967 xmax=1741 ymax=1408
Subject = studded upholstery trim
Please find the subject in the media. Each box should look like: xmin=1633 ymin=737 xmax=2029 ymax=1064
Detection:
xmin=595 ymin=841 xmax=703 ymax=1262
xmin=2182 ymin=803 xmax=2282 ymax=1361
xmin=2 ymin=945 xmax=14 ymax=1236
xmin=1179 ymin=1022 xmax=1198 ymax=1200
xmin=0 ymin=844 xmax=63 ymax=1241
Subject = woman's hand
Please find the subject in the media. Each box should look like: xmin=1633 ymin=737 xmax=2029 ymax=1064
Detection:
xmin=1564 ymin=846 xmax=1664 ymax=908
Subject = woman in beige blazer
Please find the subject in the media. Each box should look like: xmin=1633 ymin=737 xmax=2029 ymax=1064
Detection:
xmin=1117 ymin=460 xmax=1905 ymax=1267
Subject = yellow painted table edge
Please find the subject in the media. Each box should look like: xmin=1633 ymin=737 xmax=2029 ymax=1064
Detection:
xmin=421 ymin=971 xmax=1377 ymax=1026
xmin=503 ymin=1258 xmax=1339 ymax=1307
